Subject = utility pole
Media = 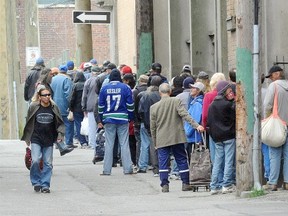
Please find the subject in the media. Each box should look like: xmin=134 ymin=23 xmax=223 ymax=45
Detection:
xmin=75 ymin=0 xmax=93 ymax=63
xmin=135 ymin=0 xmax=154 ymax=76
xmin=235 ymin=0 xmax=255 ymax=195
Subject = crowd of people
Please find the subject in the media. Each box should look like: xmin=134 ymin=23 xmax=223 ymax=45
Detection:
xmin=21 ymin=57 xmax=287 ymax=195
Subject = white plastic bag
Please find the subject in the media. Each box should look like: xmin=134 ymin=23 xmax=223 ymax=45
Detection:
xmin=80 ymin=116 xmax=89 ymax=136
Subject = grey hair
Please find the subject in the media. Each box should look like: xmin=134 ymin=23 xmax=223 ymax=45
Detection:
xmin=159 ymin=83 xmax=171 ymax=94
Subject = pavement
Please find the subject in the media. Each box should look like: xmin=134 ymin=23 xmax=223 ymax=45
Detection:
xmin=0 ymin=140 xmax=288 ymax=216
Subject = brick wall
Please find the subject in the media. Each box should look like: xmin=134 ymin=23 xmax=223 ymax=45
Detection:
xmin=17 ymin=2 xmax=110 ymax=83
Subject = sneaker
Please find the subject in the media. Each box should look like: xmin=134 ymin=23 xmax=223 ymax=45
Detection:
xmin=34 ymin=185 xmax=41 ymax=192
xmin=100 ymin=173 xmax=111 ymax=176
xmin=153 ymin=173 xmax=159 ymax=177
xmin=162 ymin=184 xmax=169 ymax=193
xmin=41 ymin=188 xmax=50 ymax=193
xmin=124 ymin=171 xmax=137 ymax=175
xmin=182 ymin=183 xmax=194 ymax=191
xmin=80 ymin=143 xmax=88 ymax=149
xmin=210 ymin=189 xmax=221 ymax=195
xmin=92 ymin=156 xmax=104 ymax=164
xmin=263 ymin=184 xmax=277 ymax=191
xmin=60 ymin=147 xmax=74 ymax=156
xmin=222 ymin=185 xmax=236 ymax=194
xmin=169 ymin=174 xmax=180 ymax=180
xmin=137 ymin=169 xmax=147 ymax=173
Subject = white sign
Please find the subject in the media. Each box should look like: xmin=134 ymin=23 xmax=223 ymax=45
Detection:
xmin=26 ymin=47 xmax=40 ymax=67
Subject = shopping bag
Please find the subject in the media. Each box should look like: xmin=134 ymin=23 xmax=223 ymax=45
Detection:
xmin=67 ymin=111 xmax=74 ymax=121
xmin=80 ymin=116 xmax=89 ymax=136
xmin=261 ymin=84 xmax=287 ymax=147
xmin=25 ymin=147 xmax=43 ymax=170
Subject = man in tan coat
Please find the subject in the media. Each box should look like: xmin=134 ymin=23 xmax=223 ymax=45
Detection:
xmin=150 ymin=83 xmax=204 ymax=192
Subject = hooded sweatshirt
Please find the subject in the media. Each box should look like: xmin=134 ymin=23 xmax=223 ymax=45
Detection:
xmin=264 ymin=79 xmax=288 ymax=123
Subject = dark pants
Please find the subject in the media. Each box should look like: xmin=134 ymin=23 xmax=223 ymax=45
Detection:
xmin=158 ymin=143 xmax=189 ymax=187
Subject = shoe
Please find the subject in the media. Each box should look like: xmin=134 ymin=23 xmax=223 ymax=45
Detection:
xmin=100 ymin=173 xmax=111 ymax=176
xmin=41 ymin=188 xmax=50 ymax=193
xmin=169 ymin=174 xmax=180 ymax=180
xmin=210 ymin=189 xmax=221 ymax=195
xmin=182 ymin=183 xmax=194 ymax=191
xmin=283 ymin=183 xmax=288 ymax=190
xmin=153 ymin=173 xmax=159 ymax=177
xmin=60 ymin=147 xmax=74 ymax=156
xmin=137 ymin=169 xmax=147 ymax=173
xmin=222 ymin=185 xmax=236 ymax=194
xmin=34 ymin=185 xmax=41 ymax=192
xmin=112 ymin=163 xmax=117 ymax=167
xmin=162 ymin=184 xmax=169 ymax=193
xmin=263 ymin=184 xmax=277 ymax=191
xmin=92 ymin=156 xmax=104 ymax=164
xmin=80 ymin=143 xmax=88 ymax=149
xmin=124 ymin=171 xmax=137 ymax=175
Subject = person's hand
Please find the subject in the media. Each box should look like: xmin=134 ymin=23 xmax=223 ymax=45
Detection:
xmin=98 ymin=122 xmax=104 ymax=129
xmin=26 ymin=141 xmax=31 ymax=147
xmin=196 ymin=125 xmax=204 ymax=133
xmin=57 ymin=138 xmax=62 ymax=143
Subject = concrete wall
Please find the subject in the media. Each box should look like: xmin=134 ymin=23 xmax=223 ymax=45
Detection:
xmin=116 ymin=0 xmax=137 ymax=72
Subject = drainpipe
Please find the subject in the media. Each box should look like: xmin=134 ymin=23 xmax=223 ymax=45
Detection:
xmin=252 ymin=0 xmax=261 ymax=190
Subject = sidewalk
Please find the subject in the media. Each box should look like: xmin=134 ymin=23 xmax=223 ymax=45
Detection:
xmin=0 ymin=140 xmax=287 ymax=216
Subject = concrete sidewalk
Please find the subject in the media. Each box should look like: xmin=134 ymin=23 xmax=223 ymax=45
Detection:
xmin=0 ymin=140 xmax=287 ymax=216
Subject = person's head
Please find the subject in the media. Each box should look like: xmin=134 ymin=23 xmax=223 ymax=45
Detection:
xmin=83 ymin=62 xmax=92 ymax=71
xmin=90 ymin=58 xmax=97 ymax=66
xmin=59 ymin=65 xmax=68 ymax=73
xmin=183 ymin=77 xmax=194 ymax=89
xmin=266 ymin=65 xmax=285 ymax=81
xmin=182 ymin=65 xmax=192 ymax=74
xmin=106 ymin=63 xmax=117 ymax=74
xmin=216 ymin=80 xmax=234 ymax=101
xmin=35 ymin=57 xmax=45 ymax=67
xmin=74 ymin=71 xmax=86 ymax=83
xmin=210 ymin=72 xmax=226 ymax=90
xmin=150 ymin=75 xmax=162 ymax=87
xmin=66 ymin=60 xmax=74 ymax=70
xmin=109 ymin=69 xmax=122 ymax=82
xmin=51 ymin=67 xmax=59 ymax=77
xmin=159 ymin=83 xmax=172 ymax=96
xmin=33 ymin=85 xmax=51 ymax=105
xmin=91 ymin=66 xmax=101 ymax=76
xmin=122 ymin=73 xmax=136 ymax=89
xmin=172 ymin=75 xmax=184 ymax=88
xmin=189 ymin=82 xmax=205 ymax=97
xmin=151 ymin=62 xmax=162 ymax=74
xmin=197 ymin=71 xmax=209 ymax=80
xmin=121 ymin=65 xmax=133 ymax=75
xmin=138 ymin=74 xmax=149 ymax=85
xmin=229 ymin=68 xmax=236 ymax=83
xmin=39 ymin=68 xmax=53 ymax=84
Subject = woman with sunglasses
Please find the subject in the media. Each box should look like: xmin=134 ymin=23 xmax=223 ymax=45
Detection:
xmin=21 ymin=85 xmax=69 ymax=193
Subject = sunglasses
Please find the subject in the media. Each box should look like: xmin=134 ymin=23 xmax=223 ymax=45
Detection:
xmin=40 ymin=94 xmax=51 ymax=97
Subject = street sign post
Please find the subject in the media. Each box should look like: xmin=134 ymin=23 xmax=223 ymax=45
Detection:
xmin=73 ymin=11 xmax=110 ymax=24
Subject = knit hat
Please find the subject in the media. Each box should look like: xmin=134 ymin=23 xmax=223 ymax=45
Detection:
xmin=91 ymin=66 xmax=101 ymax=73
xmin=36 ymin=57 xmax=44 ymax=65
xmin=90 ymin=58 xmax=97 ymax=65
xmin=183 ymin=77 xmax=194 ymax=89
xmin=59 ymin=65 xmax=68 ymax=73
xmin=66 ymin=60 xmax=74 ymax=70
xmin=216 ymin=80 xmax=231 ymax=95
xmin=122 ymin=65 xmax=132 ymax=74
xmin=109 ymin=69 xmax=122 ymax=82
xmin=198 ymin=71 xmax=209 ymax=79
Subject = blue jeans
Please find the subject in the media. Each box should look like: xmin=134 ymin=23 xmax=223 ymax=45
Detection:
xmin=210 ymin=138 xmax=236 ymax=190
xmin=30 ymin=143 xmax=53 ymax=188
xmin=62 ymin=115 xmax=74 ymax=146
xmin=209 ymin=136 xmax=224 ymax=188
xmin=262 ymin=143 xmax=270 ymax=180
xmin=158 ymin=143 xmax=189 ymax=186
xmin=73 ymin=111 xmax=87 ymax=145
xmin=268 ymin=136 xmax=288 ymax=185
xmin=103 ymin=123 xmax=133 ymax=174
xmin=138 ymin=123 xmax=152 ymax=170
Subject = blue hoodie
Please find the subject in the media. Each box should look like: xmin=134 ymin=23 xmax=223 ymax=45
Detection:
xmin=184 ymin=94 xmax=203 ymax=143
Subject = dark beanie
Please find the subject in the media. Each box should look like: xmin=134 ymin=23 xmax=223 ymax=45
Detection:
xmin=183 ymin=77 xmax=194 ymax=89
xmin=216 ymin=80 xmax=231 ymax=95
xmin=109 ymin=69 xmax=122 ymax=82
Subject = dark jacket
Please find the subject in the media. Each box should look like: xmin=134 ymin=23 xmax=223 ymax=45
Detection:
xmin=138 ymin=86 xmax=161 ymax=131
xmin=207 ymin=95 xmax=235 ymax=142
xmin=21 ymin=100 xmax=65 ymax=144
xmin=132 ymin=84 xmax=148 ymax=127
xmin=70 ymin=72 xmax=86 ymax=112
xmin=24 ymin=65 xmax=43 ymax=101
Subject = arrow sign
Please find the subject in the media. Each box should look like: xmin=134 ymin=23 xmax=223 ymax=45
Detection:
xmin=73 ymin=11 xmax=110 ymax=24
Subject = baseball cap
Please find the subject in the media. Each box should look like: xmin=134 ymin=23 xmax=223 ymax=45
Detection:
xmin=265 ymin=65 xmax=283 ymax=78
xmin=182 ymin=65 xmax=191 ymax=73
xmin=121 ymin=65 xmax=132 ymax=74
xmin=151 ymin=62 xmax=162 ymax=71
xmin=197 ymin=71 xmax=209 ymax=79
xmin=189 ymin=82 xmax=205 ymax=92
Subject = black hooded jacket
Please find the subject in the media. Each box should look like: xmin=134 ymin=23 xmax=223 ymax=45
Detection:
xmin=69 ymin=72 xmax=86 ymax=112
